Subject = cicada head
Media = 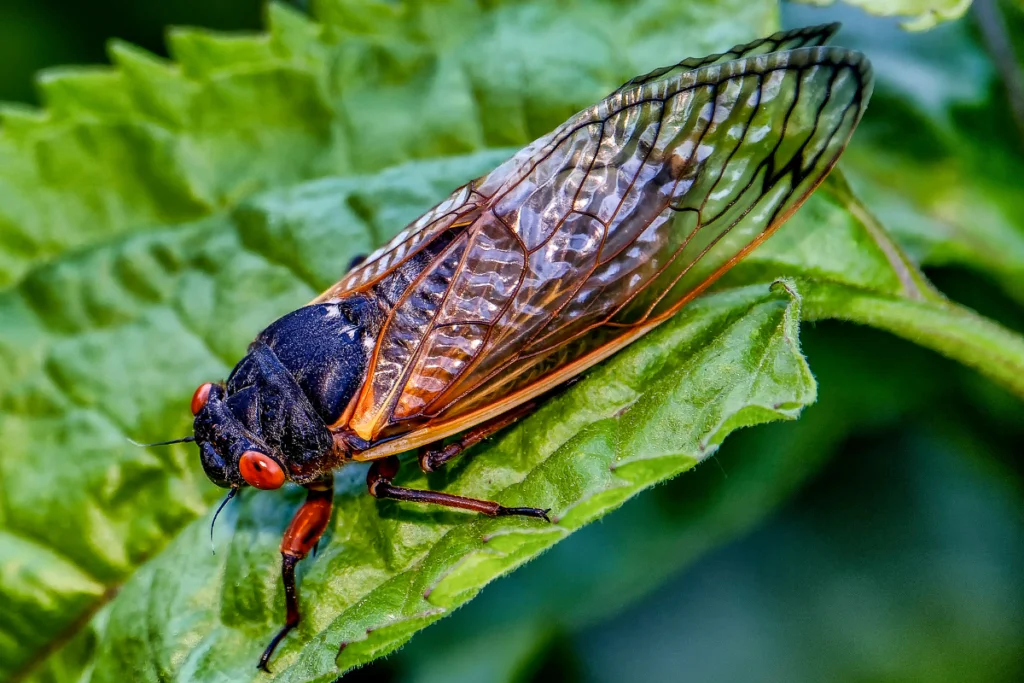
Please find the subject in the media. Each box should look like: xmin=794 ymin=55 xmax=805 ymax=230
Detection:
xmin=190 ymin=382 xmax=287 ymax=489
xmin=191 ymin=295 xmax=384 ymax=490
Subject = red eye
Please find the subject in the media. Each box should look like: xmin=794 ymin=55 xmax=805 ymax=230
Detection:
xmin=239 ymin=451 xmax=286 ymax=490
xmin=191 ymin=383 xmax=214 ymax=415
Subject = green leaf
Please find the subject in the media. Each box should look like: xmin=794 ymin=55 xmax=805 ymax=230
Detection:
xmin=0 ymin=0 xmax=778 ymax=288
xmin=790 ymin=0 xmax=973 ymax=30
xmin=21 ymin=142 xmax=1024 ymax=681
xmin=719 ymin=172 xmax=1024 ymax=399
xmin=3 ymin=1 xmax=1024 ymax=681
xmin=103 ymin=279 xmax=814 ymax=683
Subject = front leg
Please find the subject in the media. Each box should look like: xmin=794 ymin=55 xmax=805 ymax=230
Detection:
xmin=369 ymin=456 xmax=549 ymax=521
xmin=258 ymin=477 xmax=334 ymax=672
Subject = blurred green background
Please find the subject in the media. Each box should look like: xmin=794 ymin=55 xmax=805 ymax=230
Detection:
xmin=2 ymin=1 xmax=1021 ymax=682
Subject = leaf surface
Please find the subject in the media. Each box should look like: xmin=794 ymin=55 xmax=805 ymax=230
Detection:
xmin=0 ymin=1 xmax=781 ymax=675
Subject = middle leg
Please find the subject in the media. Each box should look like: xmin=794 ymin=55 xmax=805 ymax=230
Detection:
xmin=368 ymin=456 xmax=549 ymax=521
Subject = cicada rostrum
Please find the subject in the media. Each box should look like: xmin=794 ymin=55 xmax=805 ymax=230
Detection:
xmin=174 ymin=23 xmax=872 ymax=669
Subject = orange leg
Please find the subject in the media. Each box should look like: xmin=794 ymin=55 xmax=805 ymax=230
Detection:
xmin=258 ymin=477 xmax=333 ymax=672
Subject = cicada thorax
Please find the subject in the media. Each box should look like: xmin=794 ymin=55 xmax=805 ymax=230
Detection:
xmin=191 ymin=295 xmax=384 ymax=486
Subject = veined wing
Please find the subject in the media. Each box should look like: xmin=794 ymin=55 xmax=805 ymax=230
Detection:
xmin=314 ymin=181 xmax=485 ymax=302
xmin=345 ymin=33 xmax=873 ymax=442
xmin=322 ymin=22 xmax=842 ymax=305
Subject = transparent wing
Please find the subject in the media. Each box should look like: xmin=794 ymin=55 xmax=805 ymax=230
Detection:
xmin=314 ymin=181 xmax=485 ymax=302
xmin=321 ymin=23 xmax=843 ymax=305
xmin=348 ymin=39 xmax=873 ymax=441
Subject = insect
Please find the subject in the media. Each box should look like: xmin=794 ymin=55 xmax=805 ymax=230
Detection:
xmin=176 ymin=23 xmax=872 ymax=670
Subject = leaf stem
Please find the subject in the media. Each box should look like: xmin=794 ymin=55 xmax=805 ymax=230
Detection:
xmin=823 ymin=173 xmax=944 ymax=304
xmin=803 ymin=282 xmax=1024 ymax=400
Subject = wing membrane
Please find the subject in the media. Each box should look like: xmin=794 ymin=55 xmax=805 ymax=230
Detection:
xmin=341 ymin=35 xmax=873 ymax=441
xmin=315 ymin=181 xmax=483 ymax=301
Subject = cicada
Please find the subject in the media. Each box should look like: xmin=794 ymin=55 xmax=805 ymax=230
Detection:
xmin=180 ymin=23 xmax=872 ymax=669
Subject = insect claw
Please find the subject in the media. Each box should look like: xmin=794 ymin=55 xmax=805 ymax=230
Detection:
xmin=496 ymin=505 xmax=552 ymax=522
xmin=258 ymin=611 xmax=298 ymax=673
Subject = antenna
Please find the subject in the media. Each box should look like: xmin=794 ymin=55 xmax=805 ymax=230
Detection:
xmin=128 ymin=436 xmax=196 ymax=448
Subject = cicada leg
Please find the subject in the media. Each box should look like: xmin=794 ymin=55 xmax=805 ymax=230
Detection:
xmin=418 ymin=401 xmax=538 ymax=473
xmin=258 ymin=476 xmax=334 ymax=672
xmin=368 ymin=456 xmax=550 ymax=521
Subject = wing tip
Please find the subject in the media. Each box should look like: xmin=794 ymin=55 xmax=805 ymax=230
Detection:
xmin=771 ymin=45 xmax=874 ymax=100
